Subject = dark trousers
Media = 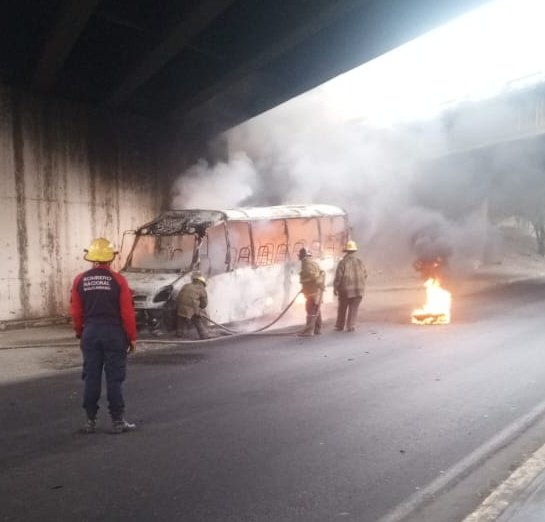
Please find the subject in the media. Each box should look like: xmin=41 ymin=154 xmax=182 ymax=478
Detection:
xmin=81 ymin=323 xmax=128 ymax=420
xmin=176 ymin=315 xmax=208 ymax=339
xmin=305 ymin=295 xmax=322 ymax=332
xmin=336 ymin=295 xmax=363 ymax=330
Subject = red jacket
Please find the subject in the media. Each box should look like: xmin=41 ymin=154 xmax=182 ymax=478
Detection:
xmin=70 ymin=265 xmax=137 ymax=342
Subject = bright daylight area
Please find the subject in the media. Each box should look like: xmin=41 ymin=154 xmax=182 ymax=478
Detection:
xmin=320 ymin=0 xmax=545 ymax=126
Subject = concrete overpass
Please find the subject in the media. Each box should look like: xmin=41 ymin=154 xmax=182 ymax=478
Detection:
xmin=3 ymin=0 xmax=489 ymax=133
xmin=0 ymin=0 xmax=489 ymax=323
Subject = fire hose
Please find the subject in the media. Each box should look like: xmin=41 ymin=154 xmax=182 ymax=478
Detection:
xmin=205 ymin=290 xmax=302 ymax=335
xmin=141 ymin=290 xmax=303 ymax=344
xmin=0 ymin=291 xmax=304 ymax=349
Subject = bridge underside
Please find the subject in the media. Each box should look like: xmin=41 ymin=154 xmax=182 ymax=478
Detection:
xmin=2 ymin=0 xmax=488 ymax=137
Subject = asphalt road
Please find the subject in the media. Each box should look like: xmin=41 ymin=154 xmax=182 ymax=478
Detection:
xmin=2 ymin=278 xmax=545 ymax=522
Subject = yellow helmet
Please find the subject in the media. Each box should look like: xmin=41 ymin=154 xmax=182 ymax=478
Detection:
xmin=344 ymin=240 xmax=358 ymax=252
xmin=192 ymin=273 xmax=207 ymax=286
xmin=84 ymin=238 xmax=117 ymax=262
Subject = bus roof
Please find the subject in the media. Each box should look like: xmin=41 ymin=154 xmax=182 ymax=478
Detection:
xmin=137 ymin=205 xmax=346 ymax=235
xmin=223 ymin=204 xmax=346 ymax=221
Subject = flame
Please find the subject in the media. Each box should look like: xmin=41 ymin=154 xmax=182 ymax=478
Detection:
xmin=412 ymin=278 xmax=451 ymax=325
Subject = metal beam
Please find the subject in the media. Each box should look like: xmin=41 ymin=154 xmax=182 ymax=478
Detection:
xmin=105 ymin=0 xmax=236 ymax=108
xmin=32 ymin=0 xmax=100 ymax=91
xmin=169 ymin=0 xmax=366 ymax=121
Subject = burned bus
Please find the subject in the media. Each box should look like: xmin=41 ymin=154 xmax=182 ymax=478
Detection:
xmin=120 ymin=205 xmax=348 ymax=331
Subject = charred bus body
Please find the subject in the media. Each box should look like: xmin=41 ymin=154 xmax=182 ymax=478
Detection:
xmin=120 ymin=205 xmax=349 ymax=331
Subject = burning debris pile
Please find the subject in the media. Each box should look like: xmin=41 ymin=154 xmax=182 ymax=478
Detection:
xmin=411 ymin=277 xmax=452 ymax=325
xmin=409 ymin=222 xmax=454 ymax=324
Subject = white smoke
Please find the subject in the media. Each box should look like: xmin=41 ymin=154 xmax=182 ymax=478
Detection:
xmin=171 ymin=151 xmax=257 ymax=209
xmin=226 ymin=93 xmax=490 ymax=271
xmin=170 ymin=82 xmax=545 ymax=275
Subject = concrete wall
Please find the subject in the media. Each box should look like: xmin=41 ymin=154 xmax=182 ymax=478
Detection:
xmin=0 ymin=84 xmax=166 ymax=322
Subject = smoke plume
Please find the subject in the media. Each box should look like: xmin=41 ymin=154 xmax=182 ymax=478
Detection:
xmin=171 ymin=82 xmax=545 ymax=275
xmin=171 ymin=152 xmax=257 ymax=209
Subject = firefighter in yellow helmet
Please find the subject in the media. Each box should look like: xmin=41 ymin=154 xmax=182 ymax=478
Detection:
xmin=70 ymin=238 xmax=137 ymax=434
xmin=176 ymin=272 xmax=209 ymax=339
xmin=83 ymin=238 xmax=118 ymax=263
xmin=298 ymin=247 xmax=325 ymax=337
xmin=333 ymin=240 xmax=368 ymax=332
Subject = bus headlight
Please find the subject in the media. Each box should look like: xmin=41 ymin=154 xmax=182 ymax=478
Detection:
xmin=153 ymin=285 xmax=173 ymax=303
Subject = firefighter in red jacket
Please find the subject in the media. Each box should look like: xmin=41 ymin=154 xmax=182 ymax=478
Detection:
xmin=70 ymin=238 xmax=137 ymax=434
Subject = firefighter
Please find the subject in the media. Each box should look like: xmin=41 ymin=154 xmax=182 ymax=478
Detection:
xmin=298 ymin=247 xmax=325 ymax=337
xmin=70 ymin=238 xmax=137 ymax=434
xmin=176 ymin=272 xmax=209 ymax=340
xmin=333 ymin=240 xmax=368 ymax=332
